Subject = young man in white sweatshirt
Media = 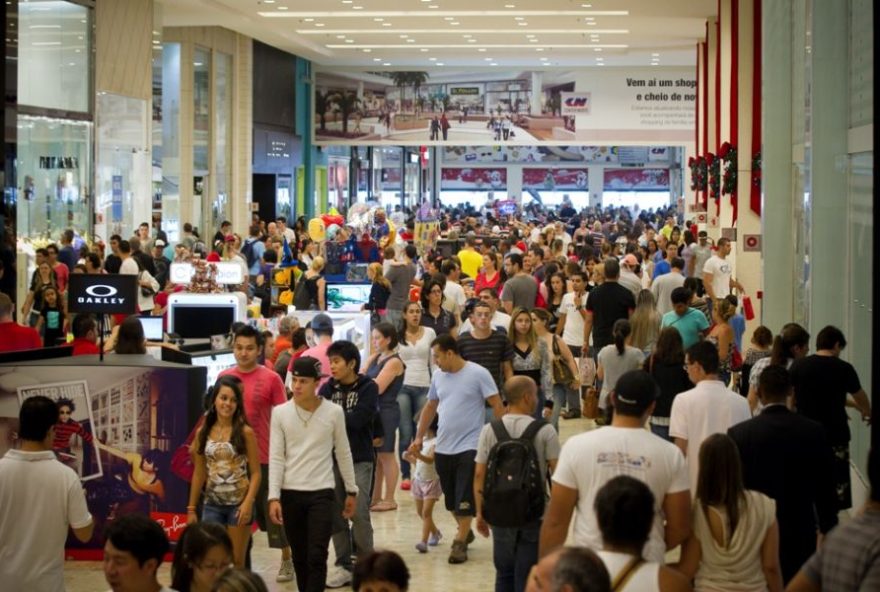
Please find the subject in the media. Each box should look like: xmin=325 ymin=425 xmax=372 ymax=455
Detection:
xmin=268 ymin=356 xmax=358 ymax=592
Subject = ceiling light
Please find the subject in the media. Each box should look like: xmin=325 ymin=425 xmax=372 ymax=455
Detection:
xmin=342 ymin=0 xmax=352 ymax=3
xmin=529 ymin=38 xmax=538 ymax=42
xmin=152 ymin=40 xmax=160 ymax=45
xmin=383 ymin=62 xmax=392 ymax=66
xmin=515 ymin=17 xmax=524 ymax=20
xmin=304 ymin=18 xmax=314 ymax=22
xmin=436 ymin=62 xmax=444 ymax=66
xmin=263 ymin=0 xmax=275 ymax=3
xmin=352 ymin=5 xmax=364 ymax=9
xmin=194 ymin=62 xmax=204 ymax=66
xmin=373 ymin=17 xmax=384 ymax=21
xmin=345 ymin=39 xmax=354 ymax=43
xmin=407 ymin=39 xmax=415 ymax=42
xmin=373 ymin=57 xmax=382 ymax=61
xmin=428 ymin=5 xmax=438 ymax=8
xmin=594 ymin=47 xmax=602 ymax=52
xmin=278 ymin=5 xmax=288 ymax=9
xmin=535 ymin=48 xmax=543 ymax=51
xmin=484 ymin=57 xmax=493 ymax=61
xmin=478 ymin=48 xmax=487 ymax=52
xmin=651 ymin=53 xmax=660 ymax=57
xmin=337 ymin=34 xmax=346 ymax=38
xmin=463 ymin=34 xmax=472 ymax=38
xmin=581 ymin=3 xmax=592 ymax=6
xmin=468 ymin=39 xmax=477 ymax=42
xmin=429 ymin=57 xmax=437 ymax=60
xmin=363 ymin=48 xmax=371 ymax=52
xmin=315 ymin=22 xmax=325 ymax=27
xmin=505 ymin=4 xmax=516 ymax=7
xmin=518 ymin=22 xmax=528 ymax=26
xmin=450 ymin=21 xmax=460 ymax=25
xmin=444 ymin=16 xmax=454 ymax=20
xmin=490 ymin=63 xmax=498 ymax=66
xmin=421 ymin=48 xmax=429 ymax=52
xmin=382 ymin=22 xmax=391 ymax=26
xmin=400 ymin=34 xmax=408 ymax=38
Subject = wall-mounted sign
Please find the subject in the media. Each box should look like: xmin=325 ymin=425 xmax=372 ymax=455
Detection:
xmin=560 ymin=92 xmax=592 ymax=115
xmin=450 ymin=87 xmax=480 ymax=96
xmin=111 ymin=175 xmax=123 ymax=223
xmin=68 ymin=274 xmax=137 ymax=314
xmin=742 ymin=234 xmax=762 ymax=252
xmin=39 ymin=156 xmax=80 ymax=169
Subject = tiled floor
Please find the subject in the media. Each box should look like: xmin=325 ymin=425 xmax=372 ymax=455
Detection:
xmin=65 ymin=416 xmax=593 ymax=592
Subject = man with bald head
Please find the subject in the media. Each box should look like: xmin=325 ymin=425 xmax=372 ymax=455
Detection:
xmin=475 ymin=376 xmax=561 ymax=592
xmin=526 ymin=546 xmax=611 ymax=592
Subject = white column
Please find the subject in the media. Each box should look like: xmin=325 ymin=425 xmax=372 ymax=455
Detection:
xmin=530 ymin=71 xmax=543 ymax=116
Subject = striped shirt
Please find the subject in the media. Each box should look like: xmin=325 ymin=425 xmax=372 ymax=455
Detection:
xmin=457 ymin=331 xmax=514 ymax=394
xmin=53 ymin=420 xmax=93 ymax=450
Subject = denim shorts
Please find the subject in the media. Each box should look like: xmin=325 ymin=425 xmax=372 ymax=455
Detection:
xmin=202 ymin=503 xmax=242 ymax=526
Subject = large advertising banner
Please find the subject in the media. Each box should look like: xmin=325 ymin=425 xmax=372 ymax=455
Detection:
xmin=603 ymin=169 xmax=671 ymax=191
xmin=440 ymin=168 xmax=507 ymax=190
xmin=522 ymin=168 xmax=589 ymax=191
xmin=443 ymin=145 xmax=621 ymax=164
xmin=572 ymin=68 xmax=696 ymax=142
xmin=0 ymin=361 xmax=206 ymax=556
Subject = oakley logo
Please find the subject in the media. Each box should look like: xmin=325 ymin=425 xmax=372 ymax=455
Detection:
xmin=85 ymin=285 xmax=118 ymax=298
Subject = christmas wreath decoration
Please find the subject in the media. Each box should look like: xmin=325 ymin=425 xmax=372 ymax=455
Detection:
xmin=718 ymin=141 xmax=737 ymax=196
xmin=706 ymin=152 xmax=720 ymax=199
xmin=688 ymin=156 xmax=708 ymax=192
xmin=751 ymin=150 xmax=762 ymax=191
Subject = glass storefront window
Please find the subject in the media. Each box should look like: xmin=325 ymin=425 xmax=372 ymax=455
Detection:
xmin=212 ymin=52 xmax=233 ymax=233
xmin=19 ymin=1 xmax=90 ymax=113
xmin=193 ymin=47 xmax=210 ymax=230
xmin=161 ymin=43 xmax=181 ymax=242
xmin=16 ymin=115 xmax=92 ymax=240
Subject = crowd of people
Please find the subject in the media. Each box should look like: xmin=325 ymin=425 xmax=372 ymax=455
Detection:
xmin=0 ymin=201 xmax=877 ymax=592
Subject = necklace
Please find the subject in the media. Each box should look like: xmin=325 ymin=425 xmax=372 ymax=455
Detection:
xmin=294 ymin=399 xmax=319 ymax=427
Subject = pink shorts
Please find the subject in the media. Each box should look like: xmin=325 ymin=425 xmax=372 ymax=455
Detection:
xmin=411 ymin=477 xmax=443 ymax=500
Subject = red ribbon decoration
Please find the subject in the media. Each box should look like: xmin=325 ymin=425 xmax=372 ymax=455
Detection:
xmin=702 ymin=32 xmax=709 ymax=210
xmin=750 ymin=0 xmax=762 ymax=216
xmin=715 ymin=0 xmax=721 ymax=217
xmin=730 ymin=0 xmax=739 ymax=223
xmin=695 ymin=42 xmax=701 ymax=209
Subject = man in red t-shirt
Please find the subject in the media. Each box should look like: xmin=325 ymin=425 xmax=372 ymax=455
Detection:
xmin=68 ymin=313 xmax=101 ymax=356
xmin=0 ymin=294 xmax=41 ymax=352
xmin=46 ymin=244 xmax=69 ymax=294
xmin=219 ymin=324 xmax=293 ymax=581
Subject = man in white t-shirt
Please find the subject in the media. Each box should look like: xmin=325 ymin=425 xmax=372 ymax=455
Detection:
xmin=556 ymin=270 xmax=590 ymax=357
xmin=670 ymin=341 xmax=751 ymax=493
xmin=539 ymin=371 xmax=692 ymax=562
xmin=103 ymin=513 xmax=176 ymax=592
xmin=441 ymin=259 xmax=467 ymax=315
xmin=0 ymin=396 xmax=94 ymax=592
xmin=701 ymin=237 xmax=743 ymax=302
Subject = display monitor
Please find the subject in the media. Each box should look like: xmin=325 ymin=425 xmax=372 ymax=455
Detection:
xmin=167 ymin=292 xmax=247 ymax=339
xmin=138 ymin=316 xmax=165 ymax=341
xmin=326 ymin=283 xmax=371 ymax=312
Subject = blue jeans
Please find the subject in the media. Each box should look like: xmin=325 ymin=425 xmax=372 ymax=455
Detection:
xmin=397 ymin=385 xmax=429 ymax=479
xmin=202 ymin=503 xmax=242 ymax=526
xmin=491 ymin=525 xmax=540 ymax=592
xmin=332 ymin=461 xmax=375 ymax=570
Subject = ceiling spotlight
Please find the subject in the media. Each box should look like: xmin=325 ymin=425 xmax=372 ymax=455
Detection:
xmin=383 ymin=62 xmax=391 ymax=66
xmin=337 ymin=34 xmax=346 ymax=38
xmin=352 ymin=5 xmax=364 ymax=9
xmin=345 ymin=39 xmax=354 ymax=43
xmin=373 ymin=17 xmax=384 ymax=21
xmin=262 ymin=0 xmax=275 ymax=4
xmin=504 ymin=4 xmax=516 ymax=7
xmin=407 ymin=39 xmax=416 ymax=42
xmin=478 ymin=48 xmax=487 ymax=52
xmin=304 ymin=17 xmax=314 ymax=22
xmin=444 ymin=16 xmax=454 ymax=20
xmin=400 ymin=34 xmax=408 ymax=38
xmin=450 ymin=21 xmax=460 ymax=25
xmin=420 ymin=48 xmax=429 ymax=52
xmin=484 ymin=57 xmax=493 ymax=61
xmin=382 ymin=23 xmax=392 ymax=26
xmin=535 ymin=48 xmax=543 ymax=52
xmin=594 ymin=48 xmax=602 ymax=52
xmin=436 ymin=62 xmax=445 ymax=65
xmin=429 ymin=57 xmax=437 ymax=61
xmin=518 ymin=22 xmax=528 ymax=26
xmin=515 ymin=17 xmax=524 ymax=20
xmin=277 ymin=6 xmax=289 ymax=10
xmin=315 ymin=22 xmax=325 ymax=27
xmin=373 ymin=57 xmax=381 ymax=61
xmin=363 ymin=48 xmax=371 ymax=52
xmin=651 ymin=53 xmax=660 ymax=57
xmin=468 ymin=39 xmax=477 ymax=43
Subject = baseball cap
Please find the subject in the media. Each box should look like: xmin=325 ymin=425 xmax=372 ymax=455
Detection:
xmin=291 ymin=356 xmax=324 ymax=379
xmin=621 ymin=254 xmax=638 ymax=267
xmin=612 ymin=370 xmax=660 ymax=414
xmin=154 ymin=239 xmax=166 ymax=248
xmin=310 ymin=313 xmax=334 ymax=333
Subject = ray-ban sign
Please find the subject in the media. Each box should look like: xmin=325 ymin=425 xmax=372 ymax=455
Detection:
xmin=68 ymin=274 xmax=137 ymax=314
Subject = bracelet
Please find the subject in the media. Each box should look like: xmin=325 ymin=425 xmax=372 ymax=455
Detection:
xmin=186 ymin=506 xmax=196 ymax=511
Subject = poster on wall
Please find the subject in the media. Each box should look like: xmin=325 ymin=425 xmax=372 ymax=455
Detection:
xmin=440 ymin=168 xmax=507 ymax=190
xmin=522 ymin=168 xmax=589 ymax=191
xmin=603 ymin=169 xmax=670 ymax=191
xmin=17 ymin=380 xmax=103 ymax=482
xmin=571 ymin=68 xmax=696 ymax=142
xmin=0 ymin=361 xmax=205 ymax=554
xmin=442 ymin=145 xmax=620 ymax=164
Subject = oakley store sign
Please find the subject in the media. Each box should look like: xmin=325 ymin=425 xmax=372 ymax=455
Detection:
xmin=68 ymin=274 xmax=138 ymax=314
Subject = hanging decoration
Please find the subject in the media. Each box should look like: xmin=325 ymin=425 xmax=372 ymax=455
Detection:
xmin=719 ymin=141 xmax=737 ymax=196
xmin=689 ymin=156 xmax=708 ymax=192
xmin=751 ymin=150 xmax=762 ymax=192
xmin=706 ymin=152 xmax=720 ymax=199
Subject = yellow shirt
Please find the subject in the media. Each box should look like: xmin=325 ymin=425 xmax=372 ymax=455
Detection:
xmin=458 ymin=248 xmax=484 ymax=279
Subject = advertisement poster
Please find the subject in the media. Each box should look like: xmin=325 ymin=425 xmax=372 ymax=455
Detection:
xmin=603 ymin=169 xmax=670 ymax=191
xmin=17 ymin=380 xmax=103 ymax=482
xmin=560 ymin=92 xmax=592 ymax=115
xmin=440 ymin=168 xmax=507 ymax=190
xmin=443 ymin=145 xmax=620 ymax=164
xmin=522 ymin=168 xmax=589 ymax=191
xmin=0 ymin=362 xmax=205 ymax=556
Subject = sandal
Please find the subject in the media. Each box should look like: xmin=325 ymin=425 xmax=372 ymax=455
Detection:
xmin=371 ymin=500 xmax=398 ymax=512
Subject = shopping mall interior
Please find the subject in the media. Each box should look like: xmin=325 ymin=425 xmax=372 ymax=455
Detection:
xmin=0 ymin=0 xmax=876 ymax=591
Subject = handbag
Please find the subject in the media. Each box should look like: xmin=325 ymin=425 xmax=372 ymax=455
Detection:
xmin=139 ymin=270 xmax=157 ymax=298
xmin=731 ymin=346 xmax=744 ymax=372
xmin=579 ymin=351 xmax=597 ymax=386
xmin=551 ymin=336 xmax=576 ymax=385
xmin=582 ymin=386 xmax=600 ymax=420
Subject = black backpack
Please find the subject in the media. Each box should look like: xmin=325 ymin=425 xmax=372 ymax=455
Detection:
xmin=240 ymin=239 xmax=259 ymax=269
xmin=482 ymin=418 xmax=547 ymax=528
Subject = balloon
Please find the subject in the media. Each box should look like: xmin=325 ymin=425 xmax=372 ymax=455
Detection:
xmin=308 ymin=217 xmax=326 ymax=241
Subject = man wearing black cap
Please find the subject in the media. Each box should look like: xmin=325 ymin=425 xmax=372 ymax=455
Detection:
xmin=539 ymin=370 xmax=691 ymax=562
xmin=268 ymin=356 xmax=358 ymax=592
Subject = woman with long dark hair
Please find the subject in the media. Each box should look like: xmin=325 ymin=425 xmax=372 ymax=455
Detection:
xmin=171 ymin=522 xmax=233 ymax=592
xmin=644 ymin=328 xmax=693 ymax=441
xmin=187 ymin=375 xmax=261 ymax=567
xmin=531 ymin=308 xmax=580 ymax=430
xmin=746 ymin=323 xmax=809 ymax=413
xmin=365 ymin=322 xmax=405 ymax=511
xmin=397 ymin=301 xmax=435 ymax=490
xmin=596 ymin=319 xmax=645 ymax=414
xmin=677 ymin=434 xmax=783 ymax=592
xmin=542 ymin=272 xmax=568 ymax=332
xmin=419 ymin=277 xmax=457 ymax=337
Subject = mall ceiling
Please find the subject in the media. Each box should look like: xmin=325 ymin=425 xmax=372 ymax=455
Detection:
xmin=159 ymin=0 xmax=716 ymax=70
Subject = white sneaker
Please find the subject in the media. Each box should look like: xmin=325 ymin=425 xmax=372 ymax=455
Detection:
xmin=325 ymin=566 xmax=352 ymax=588
xmin=276 ymin=558 xmax=294 ymax=583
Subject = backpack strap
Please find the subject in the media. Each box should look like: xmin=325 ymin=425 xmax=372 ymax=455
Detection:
xmin=519 ymin=419 xmax=547 ymax=443
xmin=611 ymin=557 xmax=645 ymax=591
xmin=490 ymin=419 xmax=511 ymax=443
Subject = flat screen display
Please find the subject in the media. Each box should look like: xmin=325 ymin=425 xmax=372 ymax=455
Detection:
xmin=138 ymin=316 xmax=165 ymax=341
xmin=327 ymin=283 xmax=371 ymax=312
xmin=171 ymin=306 xmax=236 ymax=339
